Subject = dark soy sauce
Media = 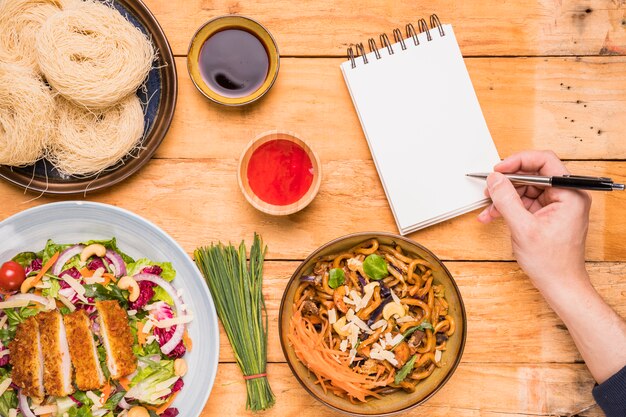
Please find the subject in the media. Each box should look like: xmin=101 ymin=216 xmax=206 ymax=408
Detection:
xmin=198 ymin=29 xmax=269 ymax=98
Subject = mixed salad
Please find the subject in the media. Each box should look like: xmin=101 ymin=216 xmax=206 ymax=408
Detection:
xmin=0 ymin=238 xmax=192 ymax=417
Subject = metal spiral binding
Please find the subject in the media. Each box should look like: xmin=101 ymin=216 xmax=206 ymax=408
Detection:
xmin=347 ymin=14 xmax=446 ymax=69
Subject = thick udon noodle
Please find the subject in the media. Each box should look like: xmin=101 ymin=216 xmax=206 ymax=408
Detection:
xmin=288 ymin=238 xmax=455 ymax=402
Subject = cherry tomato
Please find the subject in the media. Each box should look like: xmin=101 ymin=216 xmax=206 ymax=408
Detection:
xmin=0 ymin=261 xmax=26 ymax=291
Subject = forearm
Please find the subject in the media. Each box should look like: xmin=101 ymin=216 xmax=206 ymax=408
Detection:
xmin=538 ymin=272 xmax=626 ymax=383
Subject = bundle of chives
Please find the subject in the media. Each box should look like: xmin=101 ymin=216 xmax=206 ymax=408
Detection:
xmin=194 ymin=234 xmax=275 ymax=411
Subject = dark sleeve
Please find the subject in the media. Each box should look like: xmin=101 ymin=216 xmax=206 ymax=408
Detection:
xmin=593 ymin=365 xmax=626 ymax=417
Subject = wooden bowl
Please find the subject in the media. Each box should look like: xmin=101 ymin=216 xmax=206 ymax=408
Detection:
xmin=278 ymin=232 xmax=467 ymax=416
xmin=238 ymin=131 xmax=322 ymax=216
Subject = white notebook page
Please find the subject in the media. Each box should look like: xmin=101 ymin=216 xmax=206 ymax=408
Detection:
xmin=341 ymin=25 xmax=500 ymax=234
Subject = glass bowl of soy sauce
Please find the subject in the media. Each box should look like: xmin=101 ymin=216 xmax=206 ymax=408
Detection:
xmin=187 ymin=15 xmax=279 ymax=106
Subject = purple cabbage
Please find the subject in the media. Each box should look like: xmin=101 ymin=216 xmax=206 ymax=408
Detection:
xmin=155 ymin=326 xmax=186 ymax=359
xmin=299 ymin=275 xmax=316 ymax=282
xmin=24 ymin=258 xmax=42 ymax=276
xmin=161 ymin=409 xmax=179 ymax=417
xmin=366 ymin=296 xmax=393 ymax=327
xmin=379 ymin=283 xmax=391 ymax=298
xmin=171 ymin=378 xmax=184 ymax=393
xmin=356 ymin=272 xmax=368 ymax=288
xmin=0 ymin=343 xmax=8 ymax=367
xmin=142 ymin=265 xmax=163 ymax=276
xmin=59 ymin=267 xmax=81 ymax=281
xmin=87 ymin=258 xmax=106 ymax=271
xmin=129 ymin=281 xmax=156 ymax=310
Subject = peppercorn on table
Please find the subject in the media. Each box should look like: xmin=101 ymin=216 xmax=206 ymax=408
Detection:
xmin=1 ymin=0 xmax=625 ymax=416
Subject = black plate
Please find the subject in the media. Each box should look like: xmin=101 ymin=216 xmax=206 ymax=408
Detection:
xmin=0 ymin=0 xmax=177 ymax=195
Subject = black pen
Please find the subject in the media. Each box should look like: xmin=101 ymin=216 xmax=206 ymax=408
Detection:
xmin=466 ymin=173 xmax=625 ymax=191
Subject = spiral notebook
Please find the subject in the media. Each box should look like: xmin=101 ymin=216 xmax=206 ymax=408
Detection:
xmin=340 ymin=15 xmax=500 ymax=235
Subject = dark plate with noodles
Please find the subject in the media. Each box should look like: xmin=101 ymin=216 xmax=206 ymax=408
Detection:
xmin=279 ymin=232 xmax=466 ymax=416
xmin=0 ymin=0 xmax=176 ymax=195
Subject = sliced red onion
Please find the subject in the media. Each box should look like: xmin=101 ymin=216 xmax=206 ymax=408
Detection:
xmin=19 ymin=390 xmax=37 ymax=417
xmin=105 ymin=249 xmax=126 ymax=277
xmin=8 ymin=294 xmax=54 ymax=310
xmin=52 ymin=245 xmax=85 ymax=276
xmin=134 ymin=273 xmax=186 ymax=355
xmin=118 ymin=397 xmax=131 ymax=410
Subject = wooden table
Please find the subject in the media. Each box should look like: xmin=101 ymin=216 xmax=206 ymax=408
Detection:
xmin=2 ymin=1 xmax=626 ymax=415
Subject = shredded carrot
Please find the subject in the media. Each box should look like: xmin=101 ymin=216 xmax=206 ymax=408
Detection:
xmin=287 ymin=306 xmax=382 ymax=402
xmin=79 ymin=267 xmax=94 ymax=278
xmin=29 ymin=252 xmax=59 ymax=288
xmin=118 ymin=376 xmax=131 ymax=391
xmin=101 ymin=382 xmax=112 ymax=404
xmin=155 ymin=391 xmax=179 ymax=414
xmin=137 ymin=321 xmax=148 ymax=346
xmin=103 ymin=272 xmax=117 ymax=284
xmin=182 ymin=329 xmax=193 ymax=351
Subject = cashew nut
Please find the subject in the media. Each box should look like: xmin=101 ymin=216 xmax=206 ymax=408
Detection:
xmin=174 ymin=358 xmax=188 ymax=377
xmin=80 ymin=243 xmax=106 ymax=263
xmin=128 ymin=406 xmax=149 ymax=417
xmin=20 ymin=276 xmax=37 ymax=294
xmin=332 ymin=316 xmax=351 ymax=337
xmin=117 ymin=276 xmax=140 ymax=302
xmin=383 ymin=302 xmax=406 ymax=321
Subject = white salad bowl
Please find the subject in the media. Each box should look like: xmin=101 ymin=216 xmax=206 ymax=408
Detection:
xmin=0 ymin=201 xmax=219 ymax=417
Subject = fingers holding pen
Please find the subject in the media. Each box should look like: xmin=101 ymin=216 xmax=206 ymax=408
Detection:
xmin=495 ymin=150 xmax=569 ymax=177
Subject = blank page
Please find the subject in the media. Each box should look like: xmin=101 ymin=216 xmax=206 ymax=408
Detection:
xmin=341 ymin=25 xmax=500 ymax=234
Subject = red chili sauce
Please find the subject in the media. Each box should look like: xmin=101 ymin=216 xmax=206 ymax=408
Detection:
xmin=246 ymin=139 xmax=314 ymax=206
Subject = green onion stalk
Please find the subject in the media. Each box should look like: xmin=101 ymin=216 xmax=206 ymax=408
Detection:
xmin=194 ymin=234 xmax=275 ymax=411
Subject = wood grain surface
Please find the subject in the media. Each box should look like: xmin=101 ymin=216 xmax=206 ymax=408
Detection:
xmin=1 ymin=0 xmax=625 ymax=415
xmin=158 ymin=57 xmax=626 ymax=161
xmin=142 ymin=0 xmax=626 ymax=57
xmin=1 ymin=161 xmax=624 ymax=261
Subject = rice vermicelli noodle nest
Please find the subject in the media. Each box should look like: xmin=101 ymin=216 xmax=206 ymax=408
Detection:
xmin=0 ymin=62 xmax=55 ymax=166
xmin=48 ymin=94 xmax=145 ymax=176
xmin=35 ymin=0 xmax=155 ymax=109
xmin=0 ymin=0 xmax=76 ymax=72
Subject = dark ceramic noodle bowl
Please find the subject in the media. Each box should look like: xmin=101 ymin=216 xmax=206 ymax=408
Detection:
xmin=279 ymin=232 xmax=467 ymax=416
xmin=0 ymin=0 xmax=177 ymax=195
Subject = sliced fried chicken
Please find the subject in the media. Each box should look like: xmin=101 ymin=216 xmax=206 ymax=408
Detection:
xmin=8 ymin=317 xmax=44 ymax=400
xmin=64 ymin=310 xmax=105 ymax=390
xmin=36 ymin=311 xmax=74 ymax=396
xmin=96 ymin=300 xmax=137 ymax=379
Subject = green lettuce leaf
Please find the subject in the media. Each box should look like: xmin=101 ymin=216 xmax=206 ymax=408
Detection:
xmin=127 ymin=259 xmax=176 ymax=282
xmin=0 ymin=385 xmax=17 ymax=417
xmin=38 ymin=239 xmax=71 ymax=265
xmin=67 ymin=404 xmax=94 ymax=417
xmin=152 ymin=286 xmax=173 ymax=305
xmin=84 ymin=283 xmax=129 ymax=308
xmin=11 ymin=252 xmax=37 ymax=269
xmin=394 ymin=354 xmax=418 ymax=384
xmin=127 ymin=357 xmax=176 ymax=405
xmin=42 ymin=278 xmax=61 ymax=298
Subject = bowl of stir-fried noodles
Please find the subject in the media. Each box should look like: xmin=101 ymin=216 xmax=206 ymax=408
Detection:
xmin=279 ymin=232 xmax=466 ymax=415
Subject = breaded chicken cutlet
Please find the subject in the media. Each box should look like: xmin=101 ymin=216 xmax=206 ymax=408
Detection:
xmin=64 ymin=310 xmax=105 ymax=390
xmin=96 ymin=300 xmax=137 ymax=379
xmin=8 ymin=317 xmax=44 ymax=400
xmin=36 ymin=311 xmax=74 ymax=396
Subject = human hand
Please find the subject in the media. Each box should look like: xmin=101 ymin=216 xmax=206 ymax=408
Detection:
xmin=477 ymin=151 xmax=592 ymax=294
